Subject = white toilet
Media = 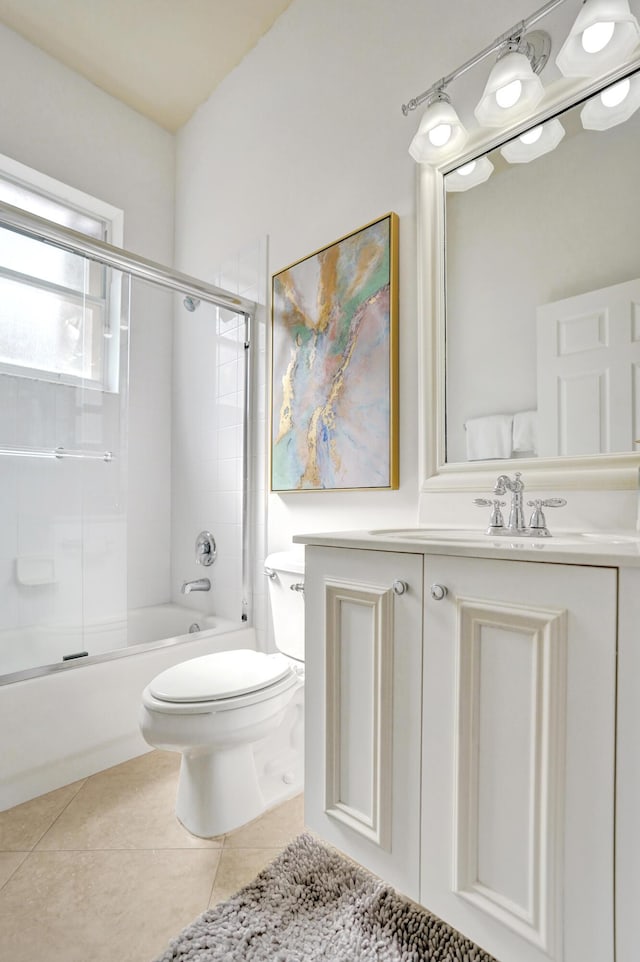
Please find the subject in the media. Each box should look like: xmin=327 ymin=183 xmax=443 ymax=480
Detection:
xmin=139 ymin=550 xmax=304 ymax=838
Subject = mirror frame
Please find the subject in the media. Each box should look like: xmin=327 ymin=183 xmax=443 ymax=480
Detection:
xmin=418 ymin=56 xmax=640 ymax=493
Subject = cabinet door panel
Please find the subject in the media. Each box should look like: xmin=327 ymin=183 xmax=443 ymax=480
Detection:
xmin=421 ymin=556 xmax=616 ymax=962
xmin=305 ymin=545 xmax=423 ymax=900
xmin=325 ymin=578 xmax=393 ymax=847
xmin=453 ymin=598 xmax=566 ymax=951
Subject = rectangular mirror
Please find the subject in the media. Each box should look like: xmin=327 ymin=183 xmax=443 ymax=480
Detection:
xmin=445 ymin=70 xmax=640 ymax=466
xmin=417 ymin=34 xmax=640 ymax=493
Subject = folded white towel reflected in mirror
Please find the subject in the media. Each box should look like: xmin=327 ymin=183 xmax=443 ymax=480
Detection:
xmin=513 ymin=409 xmax=538 ymax=454
xmin=465 ymin=414 xmax=513 ymax=461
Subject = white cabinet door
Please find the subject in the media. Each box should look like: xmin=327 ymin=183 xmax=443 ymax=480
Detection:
xmin=305 ymin=545 xmax=423 ymax=901
xmin=421 ymin=555 xmax=616 ymax=962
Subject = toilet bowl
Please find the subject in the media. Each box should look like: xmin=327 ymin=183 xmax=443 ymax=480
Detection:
xmin=139 ymin=550 xmax=305 ymax=838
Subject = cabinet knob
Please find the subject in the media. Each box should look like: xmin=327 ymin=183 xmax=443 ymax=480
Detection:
xmin=392 ymin=580 xmax=409 ymax=595
xmin=430 ymin=583 xmax=448 ymax=601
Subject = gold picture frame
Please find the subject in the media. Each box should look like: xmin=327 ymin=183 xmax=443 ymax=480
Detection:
xmin=270 ymin=212 xmax=399 ymax=492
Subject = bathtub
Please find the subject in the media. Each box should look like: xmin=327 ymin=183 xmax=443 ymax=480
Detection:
xmin=126 ymin=603 xmax=225 ymax=647
xmin=0 ymin=605 xmax=256 ymax=811
xmin=0 ymin=603 xmax=239 ymax=680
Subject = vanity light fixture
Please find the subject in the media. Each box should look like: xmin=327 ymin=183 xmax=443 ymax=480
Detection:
xmin=408 ymin=89 xmax=468 ymax=163
xmin=445 ymin=156 xmax=495 ymax=191
xmin=556 ymin=0 xmax=640 ymax=77
xmin=500 ymin=117 xmax=566 ymax=162
xmin=580 ymin=70 xmax=640 ymax=125
xmin=401 ymin=0 xmax=571 ymax=164
xmin=474 ymin=31 xmax=551 ymax=126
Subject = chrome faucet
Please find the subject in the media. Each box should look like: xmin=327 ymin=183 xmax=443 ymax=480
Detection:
xmin=493 ymin=472 xmax=527 ymax=534
xmin=474 ymin=471 xmax=568 ymax=537
xmin=181 ymin=577 xmax=211 ymax=594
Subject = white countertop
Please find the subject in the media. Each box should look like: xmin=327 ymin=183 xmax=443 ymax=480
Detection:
xmin=293 ymin=527 xmax=640 ymax=567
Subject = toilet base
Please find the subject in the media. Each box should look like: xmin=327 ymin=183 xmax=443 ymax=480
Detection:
xmin=176 ymin=742 xmax=265 ymax=837
xmin=173 ymin=688 xmax=304 ymax=838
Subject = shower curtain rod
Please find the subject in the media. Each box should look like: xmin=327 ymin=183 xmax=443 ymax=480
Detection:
xmin=0 ymin=199 xmax=257 ymax=317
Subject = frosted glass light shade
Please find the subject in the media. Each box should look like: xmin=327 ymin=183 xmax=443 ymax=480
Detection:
xmin=500 ymin=118 xmax=566 ymax=163
xmin=556 ymin=0 xmax=640 ymax=77
xmin=445 ymin=156 xmax=494 ymax=192
xmin=580 ymin=72 xmax=640 ymax=128
xmin=409 ymin=98 xmax=468 ymax=163
xmin=475 ymin=50 xmax=546 ymax=127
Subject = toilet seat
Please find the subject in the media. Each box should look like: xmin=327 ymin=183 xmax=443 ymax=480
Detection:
xmin=143 ymin=649 xmax=300 ymax=715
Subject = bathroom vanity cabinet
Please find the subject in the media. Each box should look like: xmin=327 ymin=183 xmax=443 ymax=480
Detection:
xmin=300 ymin=533 xmax=640 ymax=962
xmin=304 ymin=545 xmax=424 ymax=898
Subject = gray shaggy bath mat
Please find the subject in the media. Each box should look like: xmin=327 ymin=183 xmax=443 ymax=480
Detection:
xmin=152 ymin=832 xmax=497 ymax=962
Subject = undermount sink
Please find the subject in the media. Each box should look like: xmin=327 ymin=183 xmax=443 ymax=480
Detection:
xmin=368 ymin=528 xmax=640 ymax=546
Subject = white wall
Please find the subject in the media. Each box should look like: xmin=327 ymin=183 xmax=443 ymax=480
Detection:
xmin=0 ymin=24 xmax=176 ymax=611
xmin=174 ymin=0 xmax=540 ymax=551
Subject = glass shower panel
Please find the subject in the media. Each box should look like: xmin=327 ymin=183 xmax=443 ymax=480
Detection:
xmin=125 ymin=277 xmax=174 ymax=625
xmin=170 ymin=297 xmax=247 ymax=625
xmin=74 ymin=267 xmax=129 ymax=661
xmin=0 ymin=229 xmax=129 ymax=677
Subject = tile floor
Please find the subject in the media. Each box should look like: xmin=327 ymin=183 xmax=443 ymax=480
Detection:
xmin=0 ymin=750 xmax=305 ymax=962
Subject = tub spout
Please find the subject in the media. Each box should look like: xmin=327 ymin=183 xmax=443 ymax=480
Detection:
xmin=181 ymin=578 xmax=211 ymax=594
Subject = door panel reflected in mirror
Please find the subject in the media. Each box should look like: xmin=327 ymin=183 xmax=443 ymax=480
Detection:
xmin=444 ymin=70 xmax=640 ymax=464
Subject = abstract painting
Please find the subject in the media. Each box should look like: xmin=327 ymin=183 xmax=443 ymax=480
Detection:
xmin=270 ymin=213 xmax=398 ymax=492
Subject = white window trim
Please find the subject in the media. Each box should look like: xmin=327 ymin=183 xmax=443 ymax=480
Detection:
xmin=0 ymin=152 xmax=123 ymax=246
xmin=0 ymin=152 xmax=125 ymax=392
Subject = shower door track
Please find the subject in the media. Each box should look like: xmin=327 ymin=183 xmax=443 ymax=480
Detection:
xmin=0 ymin=200 xmax=256 ymax=315
xmin=0 ymin=199 xmax=257 ymax=644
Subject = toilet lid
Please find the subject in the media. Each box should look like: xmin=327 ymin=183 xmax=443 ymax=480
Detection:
xmin=148 ymin=649 xmax=293 ymax=703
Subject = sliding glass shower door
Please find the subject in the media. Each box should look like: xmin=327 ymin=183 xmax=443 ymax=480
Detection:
xmin=0 ymin=224 xmax=130 ymax=675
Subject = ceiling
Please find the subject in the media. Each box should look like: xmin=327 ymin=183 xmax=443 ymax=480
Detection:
xmin=0 ymin=0 xmax=295 ymax=132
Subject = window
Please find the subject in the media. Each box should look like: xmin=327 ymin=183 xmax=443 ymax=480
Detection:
xmin=0 ymin=154 xmax=124 ymax=391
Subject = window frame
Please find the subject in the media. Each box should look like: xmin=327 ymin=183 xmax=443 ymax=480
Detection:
xmin=0 ymin=153 xmax=124 ymax=393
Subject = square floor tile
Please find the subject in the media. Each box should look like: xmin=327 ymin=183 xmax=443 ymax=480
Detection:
xmin=36 ymin=750 xmax=220 ymax=851
xmin=0 ymin=780 xmax=85 ymax=852
xmin=224 ymin=792 xmax=304 ymax=848
xmin=209 ymin=847 xmax=281 ymax=907
xmin=0 ymin=851 xmax=28 ymax=888
xmin=0 ymin=848 xmax=221 ymax=962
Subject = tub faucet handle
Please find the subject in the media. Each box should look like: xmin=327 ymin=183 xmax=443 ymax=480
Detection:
xmin=195 ymin=531 xmax=216 ymax=567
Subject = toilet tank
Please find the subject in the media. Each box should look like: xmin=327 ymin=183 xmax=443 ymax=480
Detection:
xmin=265 ymin=550 xmax=305 ymax=661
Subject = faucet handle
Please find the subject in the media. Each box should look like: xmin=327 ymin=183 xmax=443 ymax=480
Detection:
xmin=474 ymin=497 xmax=506 ymax=534
xmin=527 ymin=498 xmax=567 ymax=536
xmin=195 ymin=531 xmax=217 ymax=567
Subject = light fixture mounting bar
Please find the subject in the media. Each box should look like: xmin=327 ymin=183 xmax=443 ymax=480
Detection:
xmin=401 ymin=0 xmax=570 ymax=114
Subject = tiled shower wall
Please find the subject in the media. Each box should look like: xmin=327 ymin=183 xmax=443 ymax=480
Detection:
xmin=171 ymin=238 xmax=269 ymax=650
xmin=0 ymin=376 xmax=127 ymax=664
